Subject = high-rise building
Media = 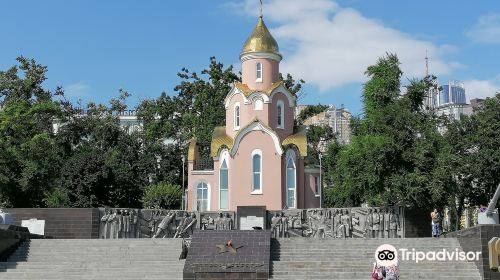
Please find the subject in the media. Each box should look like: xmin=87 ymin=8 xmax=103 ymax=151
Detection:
xmin=302 ymin=105 xmax=352 ymax=145
xmin=425 ymin=80 xmax=472 ymax=121
xmin=435 ymin=81 xmax=467 ymax=107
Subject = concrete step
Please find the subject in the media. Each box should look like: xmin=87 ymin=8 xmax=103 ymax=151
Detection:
xmin=0 ymin=239 xmax=185 ymax=280
xmin=269 ymin=237 xmax=481 ymax=280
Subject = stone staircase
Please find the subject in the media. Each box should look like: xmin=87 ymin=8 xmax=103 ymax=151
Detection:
xmin=270 ymin=238 xmax=481 ymax=280
xmin=0 ymin=239 xmax=185 ymax=280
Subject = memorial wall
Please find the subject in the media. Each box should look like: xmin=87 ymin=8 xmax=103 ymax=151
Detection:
xmin=4 ymin=206 xmax=409 ymax=239
xmin=97 ymin=206 xmax=405 ymax=239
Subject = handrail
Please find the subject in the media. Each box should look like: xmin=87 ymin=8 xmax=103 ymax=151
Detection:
xmin=486 ymin=184 xmax=500 ymax=216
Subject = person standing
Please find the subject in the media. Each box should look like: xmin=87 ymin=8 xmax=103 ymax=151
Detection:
xmin=385 ymin=262 xmax=400 ymax=280
xmin=431 ymin=209 xmax=441 ymax=237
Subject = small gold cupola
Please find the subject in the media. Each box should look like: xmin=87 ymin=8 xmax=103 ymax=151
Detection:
xmin=241 ymin=16 xmax=281 ymax=57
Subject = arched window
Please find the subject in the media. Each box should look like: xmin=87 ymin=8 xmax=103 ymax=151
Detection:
xmin=285 ymin=152 xmax=296 ymax=208
xmin=219 ymin=158 xmax=229 ymax=210
xmin=256 ymin=62 xmax=262 ymax=82
xmin=196 ymin=182 xmax=209 ymax=211
xmin=251 ymin=150 xmax=262 ymax=193
xmin=277 ymin=100 xmax=284 ymax=129
xmin=234 ymin=103 xmax=240 ymax=130
xmin=254 ymin=98 xmax=263 ymax=111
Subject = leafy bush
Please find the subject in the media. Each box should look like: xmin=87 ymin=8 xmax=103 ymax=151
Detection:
xmin=142 ymin=183 xmax=182 ymax=209
xmin=0 ymin=193 xmax=12 ymax=208
xmin=43 ymin=187 xmax=70 ymax=208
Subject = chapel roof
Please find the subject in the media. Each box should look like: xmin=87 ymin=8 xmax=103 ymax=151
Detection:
xmin=241 ymin=16 xmax=280 ymax=56
xmin=210 ymin=127 xmax=234 ymax=157
xmin=282 ymin=126 xmax=308 ymax=157
xmin=234 ymin=81 xmax=288 ymax=97
xmin=210 ymin=122 xmax=308 ymax=158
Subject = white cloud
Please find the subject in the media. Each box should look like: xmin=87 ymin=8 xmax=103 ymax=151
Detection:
xmin=227 ymin=0 xmax=461 ymax=91
xmin=463 ymin=78 xmax=500 ymax=101
xmin=466 ymin=14 xmax=500 ymax=44
xmin=64 ymin=81 xmax=91 ymax=100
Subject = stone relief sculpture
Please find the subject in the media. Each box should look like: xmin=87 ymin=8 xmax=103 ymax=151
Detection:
xmin=114 ymin=210 xmax=234 ymax=238
xmin=279 ymin=212 xmax=289 ymax=238
xmin=109 ymin=209 xmax=119 ymax=239
xmin=265 ymin=207 xmax=403 ymax=239
xmin=388 ymin=208 xmax=400 ymax=238
xmin=364 ymin=209 xmax=374 ymax=238
xmin=372 ymin=209 xmax=380 ymax=238
xmin=315 ymin=211 xmax=327 ymax=238
xmin=186 ymin=213 xmax=198 ymax=235
xmin=130 ymin=210 xmax=138 ymax=238
xmin=340 ymin=209 xmax=353 ymax=238
xmin=383 ymin=208 xmax=390 ymax=238
xmin=224 ymin=213 xmax=233 ymax=230
xmin=289 ymin=212 xmax=302 ymax=229
xmin=201 ymin=215 xmax=215 ymax=230
xmin=100 ymin=210 xmax=110 ymax=239
xmin=97 ymin=207 xmax=403 ymax=239
xmin=153 ymin=211 xmax=175 ymax=238
xmin=174 ymin=212 xmax=198 ymax=238
xmin=200 ymin=212 xmax=235 ymax=231
xmin=122 ymin=209 xmax=130 ymax=238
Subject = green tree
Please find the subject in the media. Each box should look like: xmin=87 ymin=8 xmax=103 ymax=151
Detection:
xmin=437 ymin=94 xmax=500 ymax=229
xmin=280 ymin=73 xmax=306 ymax=100
xmin=55 ymin=96 xmax=148 ymax=208
xmin=323 ymin=54 xmax=446 ymax=209
xmin=467 ymin=94 xmax=500 ymax=196
xmin=173 ymin=57 xmax=240 ymax=156
xmin=0 ymin=57 xmax=69 ymax=207
xmin=142 ymin=183 xmax=182 ymax=209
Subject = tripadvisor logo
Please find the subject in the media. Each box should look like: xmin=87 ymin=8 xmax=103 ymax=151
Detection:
xmin=375 ymin=244 xmax=482 ymax=264
xmin=375 ymin=244 xmax=398 ymax=266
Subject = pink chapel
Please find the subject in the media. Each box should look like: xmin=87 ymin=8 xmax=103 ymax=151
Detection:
xmin=187 ymin=16 xmax=321 ymax=211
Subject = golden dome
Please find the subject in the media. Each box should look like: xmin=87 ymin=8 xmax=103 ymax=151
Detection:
xmin=241 ymin=16 xmax=280 ymax=56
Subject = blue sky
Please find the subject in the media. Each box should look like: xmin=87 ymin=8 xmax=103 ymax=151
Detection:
xmin=1 ymin=0 xmax=499 ymax=114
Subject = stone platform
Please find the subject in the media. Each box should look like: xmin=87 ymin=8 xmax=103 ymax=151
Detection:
xmin=183 ymin=230 xmax=270 ymax=280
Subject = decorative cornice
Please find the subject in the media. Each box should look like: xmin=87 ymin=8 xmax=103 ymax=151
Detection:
xmin=240 ymin=52 xmax=282 ymax=62
xmin=230 ymin=119 xmax=284 ymax=157
xmin=224 ymin=81 xmax=296 ymax=109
